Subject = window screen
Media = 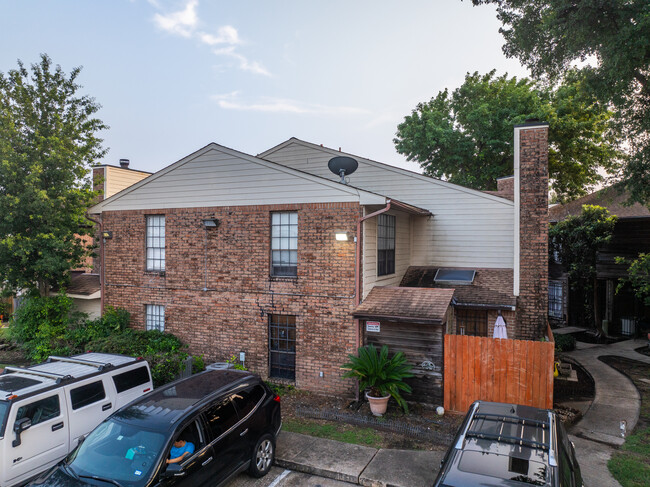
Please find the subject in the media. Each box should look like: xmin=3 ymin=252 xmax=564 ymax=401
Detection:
xmin=377 ymin=214 xmax=395 ymax=276
xmin=548 ymin=281 xmax=563 ymax=319
xmin=146 ymin=215 xmax=165 ymax=271
xmin=70 ymin=381 xmax=106 ymax=410
xmin=113 ymin=366 xmax=151 ymax=394
xmin=457 ymin=309 xmax=487 ymax=337
xmin=271 ymin=212 xmax=297 ymax=277
xmin=145 ymin=304 xmax=165 ymax=332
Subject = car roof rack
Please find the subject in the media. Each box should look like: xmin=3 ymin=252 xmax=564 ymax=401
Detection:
xmin=455 ymin=401 xmax=557 ymax=467
xmin=47 ymin=355 xmax=111 ymax=370
xmin=2 ymin=366 xmax=72 ymax=383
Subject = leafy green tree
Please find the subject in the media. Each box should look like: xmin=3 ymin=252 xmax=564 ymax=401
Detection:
xmin=617 ymin=253 xmax=650 ymax=306
xmin=394 ymin=70 xmax=620 ymax=200
xmin=549 ymin=205 xmax=617 ymax=331
xmin=470 ymin=0 xmax=650 ymax=206
xmin=0 ymin=55 xmax=107 ymax=295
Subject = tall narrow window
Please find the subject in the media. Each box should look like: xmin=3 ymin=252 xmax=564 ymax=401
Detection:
xmin=146 ymin=215 xmax=165 ymax=271
xmin=269 ymin=314 xmax=296 ymax=380
xmin=548 ymin=281 xmax=563 ymax=319
xmin=271 ymin=212 xmax=297 ymax=277
xmin=377 ymin=214 xmax=395 ymax=276
xmin=145 ymin=304 xmax=165 ymax=331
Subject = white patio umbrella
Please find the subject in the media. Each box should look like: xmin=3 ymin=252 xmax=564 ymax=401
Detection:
xmin=493 ymin=314 xmax=508 ymax=339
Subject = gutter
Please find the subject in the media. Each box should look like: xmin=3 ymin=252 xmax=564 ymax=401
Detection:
xmin=353 ymin=200 xmax=393 ymax=401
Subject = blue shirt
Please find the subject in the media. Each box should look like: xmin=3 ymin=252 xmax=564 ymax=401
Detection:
xmin=169 ymin=441 xmax=195 ymax=460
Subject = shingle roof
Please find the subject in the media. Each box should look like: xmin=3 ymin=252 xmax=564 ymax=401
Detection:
xmin=400 ymin=266 xmax=516 ymax=309
xmin=352 ymin=286 xmax=454 ymax=324
xmin=66 ymin=273 xmax=101 ymax=296
xmin=549 ymin=185 xmax=650 ymax=222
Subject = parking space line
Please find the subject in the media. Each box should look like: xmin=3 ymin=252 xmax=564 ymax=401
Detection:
xmin=267 ymin=469 xmax=291 ymax=487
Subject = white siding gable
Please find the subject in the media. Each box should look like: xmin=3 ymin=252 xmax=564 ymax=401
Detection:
xmin=91 ymin=143 xmax=385 ymax=213
xmin=260 ymin=139 xmax=515 ymax=269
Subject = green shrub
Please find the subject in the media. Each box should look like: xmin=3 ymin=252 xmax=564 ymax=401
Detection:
xmin=9 ymin=294 xmax=86 ymax=361
xmin=554 ymin=333 xmax=577 ymax=352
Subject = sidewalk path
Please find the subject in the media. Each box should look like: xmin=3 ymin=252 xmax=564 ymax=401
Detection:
xmin=563 ymin=338 xmax=649 ymax=487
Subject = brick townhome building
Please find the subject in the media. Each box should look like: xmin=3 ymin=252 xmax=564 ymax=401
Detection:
xmin=90 ymin=122 xmax=549 ymax=401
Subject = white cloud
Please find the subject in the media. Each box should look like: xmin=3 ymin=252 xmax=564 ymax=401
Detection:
xmin=199 ymin=25 xmax=240 ymax=46
xmin=150 ymin=1 xmax=268 ymax=76
xmin=213 ymin=95 xmax=369 ymax=116
xmin=152 ymin=0 xmax=198 ymax=38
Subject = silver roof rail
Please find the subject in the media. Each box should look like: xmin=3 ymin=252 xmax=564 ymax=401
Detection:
xmin=455 ymin=401 xmax=480 ymax=449
xmin=3 ymin=366 xmax=70 ymax=382
xmin=47 ymin=356 xmax=110 ymax=369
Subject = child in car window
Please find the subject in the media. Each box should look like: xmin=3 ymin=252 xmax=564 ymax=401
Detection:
xmin=166 ymin=439 xmax=195 ymax=464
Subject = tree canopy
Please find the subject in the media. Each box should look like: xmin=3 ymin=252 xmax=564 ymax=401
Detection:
xmin=0 ymin=54 xmax=107 ymax=295
xmin=471 ymin=0 xmax=650 ymax=205
xmin=394 ymin=70 xmax=620 ymax=200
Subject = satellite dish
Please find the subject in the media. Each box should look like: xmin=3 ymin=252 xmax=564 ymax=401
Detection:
xmin=328 ymin=156 xmax=358 ymax=184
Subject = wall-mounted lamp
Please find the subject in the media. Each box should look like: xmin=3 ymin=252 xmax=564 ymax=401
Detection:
xmin=335 ymin=232 xmax=349 ymax=241
xmin=203 ymin=218 xmax=219 ymax=228
xmin=102 ymin=231 xmax=113 ymax=239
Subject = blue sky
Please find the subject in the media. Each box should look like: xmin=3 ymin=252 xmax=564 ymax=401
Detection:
xmin=1 ymin=0 xmax=528 ymax=174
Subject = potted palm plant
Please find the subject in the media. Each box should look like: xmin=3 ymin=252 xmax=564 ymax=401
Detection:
xmin=342 ymin=344 xmax=414 ymax=416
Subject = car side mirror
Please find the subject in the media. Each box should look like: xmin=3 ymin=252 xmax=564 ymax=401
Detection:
xmin=161 ymin=463 xmax=184 ymax=478
xmin=12 ymin=417 xmax=32 ymax=447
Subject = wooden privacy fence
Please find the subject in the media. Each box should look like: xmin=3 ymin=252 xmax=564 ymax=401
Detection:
xmin=444 ymin=334 xmax=554 ymax=413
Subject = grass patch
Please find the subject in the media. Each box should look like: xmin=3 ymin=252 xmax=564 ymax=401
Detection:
xmin=283 ymin=418 xmax=382 ymax=448
xmin=601 ymin=356 xmax=650 ymax=486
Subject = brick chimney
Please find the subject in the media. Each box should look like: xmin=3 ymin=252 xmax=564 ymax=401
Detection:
xmin=514 ymin=121 xmax=549 ymax=340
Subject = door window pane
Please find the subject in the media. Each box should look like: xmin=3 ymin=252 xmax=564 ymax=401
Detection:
xmin=269 ymin=314 xmax=296 ymax=380
xmin=70 ymin=381 xmax=106 ymax=410
xmin=203 ymin=396 xmax=239 ymax=439
xmin=16 ymin=395 xmax=60 ymax=426
xmin=231 ymin=385 xmax=265 ymax=418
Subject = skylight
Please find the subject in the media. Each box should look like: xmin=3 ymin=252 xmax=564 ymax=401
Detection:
xmin=434 ymin=269 xmax=476 ymax=285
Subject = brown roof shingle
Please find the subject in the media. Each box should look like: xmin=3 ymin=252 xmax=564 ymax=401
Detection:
xmin=549 ymin=185 xmax=650 ymax=222
xmin=400 ymin=266 xmax=516 ymax=309
xmin=66 ymin=273 xmax=101 ymax=296
xmin=352 ymin=286 xmax=454 ymax=324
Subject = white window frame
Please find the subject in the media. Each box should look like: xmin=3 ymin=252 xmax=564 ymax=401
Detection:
xmin=146 ymin=215 xmax=165 ymax=272
xmin=145 ymin=304 xmax=165 ymax=332
xmin=271 ymin=212 xmax=298 ymax=277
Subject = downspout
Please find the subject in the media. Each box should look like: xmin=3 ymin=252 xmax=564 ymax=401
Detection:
xmin=354 ymin=200 xmax=392 ymax=401
xmin=86 ymin=214 xmax=104 ymax=315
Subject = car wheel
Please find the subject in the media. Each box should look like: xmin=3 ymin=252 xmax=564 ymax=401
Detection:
xmin=248 ymin=433 xmax=275 ymax=478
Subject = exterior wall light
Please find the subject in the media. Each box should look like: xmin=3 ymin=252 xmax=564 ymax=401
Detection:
xmin=203 ymin=218 xmax=219 ymax=228
xmin=335 ymin=232 xmax=349 ymax=241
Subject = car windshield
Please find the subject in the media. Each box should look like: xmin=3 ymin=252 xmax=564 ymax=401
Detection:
xmin=68 ymin=418 xmax=166 ymax=487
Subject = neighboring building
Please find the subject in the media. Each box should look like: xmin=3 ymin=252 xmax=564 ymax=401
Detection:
xmin=549 ymin=185 xmax=650 ymax=334
xmin=89 ymin=123 xmax=549 ymax=400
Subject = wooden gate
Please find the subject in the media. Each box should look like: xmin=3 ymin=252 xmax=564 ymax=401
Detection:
xmin=444 ymin=334 xmax=554 ymax=413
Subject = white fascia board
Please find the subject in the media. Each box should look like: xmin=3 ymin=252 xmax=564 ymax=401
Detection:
xmin=90 ymin=142 xmax=381 ymax=213
xmin=67 ymin=291 xmax=101 ymax=300
xmin=260 ymin=138 xmax=515 ymax=207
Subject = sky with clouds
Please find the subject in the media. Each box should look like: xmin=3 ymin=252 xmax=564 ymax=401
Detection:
xmin=1 ymin=0 xmax=529 ymax=174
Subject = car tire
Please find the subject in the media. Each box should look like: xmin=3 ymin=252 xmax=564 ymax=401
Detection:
xmin=248 ymin=433 xmax=275 ymax=478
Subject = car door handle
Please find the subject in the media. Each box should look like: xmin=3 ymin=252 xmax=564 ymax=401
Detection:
xmin=52 ymin=422 xmax=64 ymax=431
xmin=240 ymin=428 xmax=248 ymax=437
xmin=202 ymin=457 xmax=213 ymax=466
xmin=102 ymin=403 xmax=112 ymax=411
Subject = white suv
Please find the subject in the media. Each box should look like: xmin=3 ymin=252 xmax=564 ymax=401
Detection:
xmin=0 ymin=353 xmax=153 ymax=487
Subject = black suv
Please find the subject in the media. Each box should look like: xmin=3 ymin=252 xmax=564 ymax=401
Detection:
xmin=434 ymin=401 xmax=584 ymax=487
xmin=30 ymin=369 xmax=282 ymax=487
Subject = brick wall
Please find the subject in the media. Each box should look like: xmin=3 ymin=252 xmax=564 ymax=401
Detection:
xmin=517 ymin=125 xmax=549 ymax=340
xmin=101 ymin=202 xmax=361 ymax=395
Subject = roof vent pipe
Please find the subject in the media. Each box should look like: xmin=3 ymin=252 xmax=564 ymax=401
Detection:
xmin=119 ymin=159 xmax=130 ymax=169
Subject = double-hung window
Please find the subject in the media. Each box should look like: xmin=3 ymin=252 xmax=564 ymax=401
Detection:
xmin=271 ymin=212 xmax=297 ymax=277
xmin=146 ymin=215 xmax=165 ymax=271
xmin=377 ymin=214 xmax=395 ymax=276
xmin=145 ymin=304 xmax=165 ymax=332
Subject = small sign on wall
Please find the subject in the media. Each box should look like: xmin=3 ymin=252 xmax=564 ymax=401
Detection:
xmin=366 ymin=321 xmax=381 ymax=333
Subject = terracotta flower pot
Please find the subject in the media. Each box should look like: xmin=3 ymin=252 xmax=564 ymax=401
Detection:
xmin=366 ymin=392 xmax=390 ymax=416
